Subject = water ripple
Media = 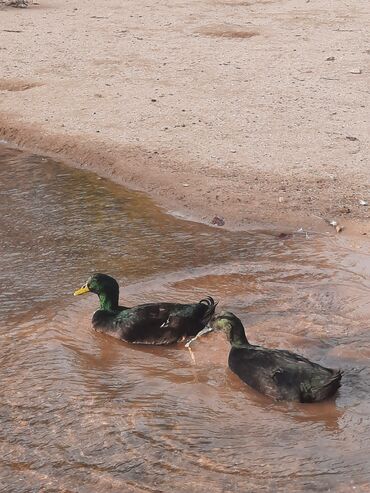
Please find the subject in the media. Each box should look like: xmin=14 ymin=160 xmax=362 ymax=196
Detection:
xmin=1 ymin=145 xmax=370 ymax=492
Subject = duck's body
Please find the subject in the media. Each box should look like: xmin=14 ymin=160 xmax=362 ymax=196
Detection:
xmin=228 ymin=344 xmax=341 ymax=402
xmin=212 ymin=312 xmax=342 ymax=403
xmin=74 ymin=274 xmax=217 ymax=345
xmin=92 ymin=299 xmax=216 ymax=345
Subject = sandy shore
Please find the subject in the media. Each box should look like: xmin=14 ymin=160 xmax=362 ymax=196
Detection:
xmin=0 ymin=0 xmax=369 ymax=233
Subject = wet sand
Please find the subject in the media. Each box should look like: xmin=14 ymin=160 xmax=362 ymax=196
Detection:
xmin=0 ymin=0 xmax=369 ymax=232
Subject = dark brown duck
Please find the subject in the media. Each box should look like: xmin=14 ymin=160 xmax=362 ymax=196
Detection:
xmin=211 ymin=312 xmax=342 ymax=403
xmin=74 ymin=273 xmax=217 ymax=345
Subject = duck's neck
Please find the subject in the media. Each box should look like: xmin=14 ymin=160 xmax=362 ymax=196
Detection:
xmin=98 ymin=288 xmax=119 ymax=312
xmin=229 ymin=321 xmax=249 ymax=348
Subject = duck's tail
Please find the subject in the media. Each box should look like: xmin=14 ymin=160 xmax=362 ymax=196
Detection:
xmin=199 ymin=296 xmax=218 ymax=325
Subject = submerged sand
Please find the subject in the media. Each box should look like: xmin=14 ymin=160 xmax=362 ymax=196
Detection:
xmin=0 ymin=0 xmax=369 ymax=232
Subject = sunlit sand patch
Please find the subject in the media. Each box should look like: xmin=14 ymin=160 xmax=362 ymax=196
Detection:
xmin=216 ymin=0 xmax=276 ymax=5
xmin=0 ymin=78 xmax=42 ymax=92
xmin=196 ymin=24 xmax=259 ymax=39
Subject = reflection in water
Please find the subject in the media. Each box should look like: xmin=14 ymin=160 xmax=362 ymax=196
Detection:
xmin=1 ymin=145 xmax=370 ymax=492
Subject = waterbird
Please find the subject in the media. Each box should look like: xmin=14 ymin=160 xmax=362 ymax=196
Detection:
xmin=74 ymin=273 xmax=217 ymax=345
xmin=209 ymin=311 xmax=342 ymax=402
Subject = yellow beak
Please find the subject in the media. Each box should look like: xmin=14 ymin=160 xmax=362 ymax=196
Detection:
xmin=73 ymin=284 xmax=90 ymax=296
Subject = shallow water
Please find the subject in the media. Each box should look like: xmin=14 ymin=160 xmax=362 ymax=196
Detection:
xmin=1 ymin=145 xmax=370 ymax=493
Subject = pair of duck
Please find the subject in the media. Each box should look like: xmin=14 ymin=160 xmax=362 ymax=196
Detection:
xmin=74 ymin=273 xmax=342 ymax=403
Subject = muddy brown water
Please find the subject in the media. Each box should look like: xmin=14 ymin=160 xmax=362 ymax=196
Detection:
xmin=1 ymin=145 xmax=370 ymax=493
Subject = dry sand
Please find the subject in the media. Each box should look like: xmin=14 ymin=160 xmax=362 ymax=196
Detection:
xmin=0 ymin=0 xmax=369 ymax=233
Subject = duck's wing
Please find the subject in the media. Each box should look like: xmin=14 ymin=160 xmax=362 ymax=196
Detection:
xmin=113 ymin=303 xmax=184 ymax=344
xmin=113 ymin=300 xmax=216 ymax=344
xmin=230 ymin=346 xmax=341 ymax=402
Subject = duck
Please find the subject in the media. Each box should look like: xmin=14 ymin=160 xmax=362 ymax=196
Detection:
xmin=74 ymin=273 xmax=217 ymax=345
xmin=210 ymin=311 xmax=342 ymax=403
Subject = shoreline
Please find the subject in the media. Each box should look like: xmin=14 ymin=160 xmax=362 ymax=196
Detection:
xmin=1 ymin=116 xmax=368 ymax=239
xmin=0 ymin=0 xmax=369 ymax=236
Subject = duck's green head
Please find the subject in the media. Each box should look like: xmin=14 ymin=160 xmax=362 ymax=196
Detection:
xmin=211 ymin=311 xmax=248 ymax=346
xmin=74 ymin=273 xmax=119 ymax=311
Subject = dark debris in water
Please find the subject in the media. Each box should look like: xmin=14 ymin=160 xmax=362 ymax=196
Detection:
xmin=211 ymin=215 xmax=225 ymax=226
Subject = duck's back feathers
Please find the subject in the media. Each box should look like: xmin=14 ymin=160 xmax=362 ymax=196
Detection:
xmin=229 ymin=345 xmax=342 ymax=403
xmin=92 ymin=297 xmax=217 ymax=345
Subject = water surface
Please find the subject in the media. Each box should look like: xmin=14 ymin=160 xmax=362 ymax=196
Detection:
xmin=1 ymin=145 xmax=370 ymax=492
